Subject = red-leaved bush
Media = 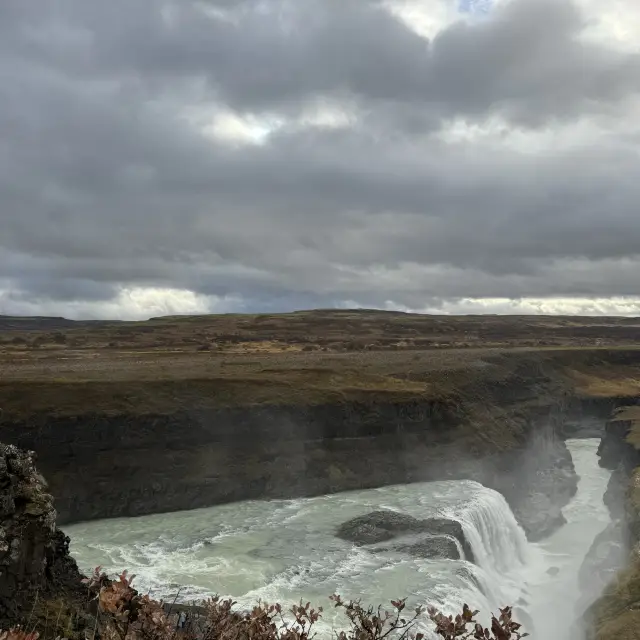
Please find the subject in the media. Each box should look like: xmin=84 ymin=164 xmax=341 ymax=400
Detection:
xmin=3 ymin=568 xmax=528 ymax=640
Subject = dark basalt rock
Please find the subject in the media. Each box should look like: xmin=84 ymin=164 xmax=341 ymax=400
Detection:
xmin=603 ymin=466 xmax=627 ymax=520
xmin=335 ymin=510 xmax=475 ymax=562
xmin=392 ymin=535 xmax=462 ymax=560
xmin=336 ymin=510 xmax=426 ymax=545
xmin=560 ymin=417 xmax=606 ymax=440
xmin=501 ymin=434 xmax=578 ymax=542
xmin=0 ymin=443 xmax=84 ymax=626
xmin=512 ymin=492 xmax=567 ymax=542
xmin=375 ymin=534 xmax=463 ymax=560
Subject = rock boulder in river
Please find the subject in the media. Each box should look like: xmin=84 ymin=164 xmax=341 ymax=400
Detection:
xmin=387 ymin=535 xmax=463 ymax=560
xmin=335 ymin=510 xmax=474 ymax=562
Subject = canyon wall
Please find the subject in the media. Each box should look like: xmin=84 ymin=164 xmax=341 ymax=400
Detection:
xmin=0 ymin=443 xmax=83 ymax=628
xmin=586 ymin=409 xmax=640 ymax=640
xmin=0 ymin=365 xmax=622 ymax=542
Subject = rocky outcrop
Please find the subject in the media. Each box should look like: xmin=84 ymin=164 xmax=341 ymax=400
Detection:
xmin=0 ymin=392 xmax=585 ymax=544
xmin=585 ymin=410 xmax=640 ymax=640
xmin=496 ymin=432 xmax=578 ymax=541
xmin=628 ymin=467 xmax=640 ymax=545
xmin=0 ymin=444 xmax=83 ymax=626
xmin=335 ymin=510 xmax=474 ymax=562
xmin=384 ymin=535 xmax=463 ymax=561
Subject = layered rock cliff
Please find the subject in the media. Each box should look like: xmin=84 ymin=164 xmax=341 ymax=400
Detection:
xmin=586 ymin=409 xmax=640 ymax=640
xmin=0 ymin=348 xmax=636 ymax=545
xmin=0 ymin=443 xmax=83 ymax=627
xmin=0 ymin=356 xmax=613 ymax=541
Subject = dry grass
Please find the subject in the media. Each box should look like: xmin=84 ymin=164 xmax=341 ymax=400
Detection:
xmin=3 ymin=309 xmax=640 ymax=355
xmin=1 ymin=310 xmax=640 ymax=418
xmin=590 ymin=543 xmax=640 ymax=640
xmin=567 ymin=370 xmax=640 ymax=398
xmin=609 ymin=407 xmax=640 ymax=450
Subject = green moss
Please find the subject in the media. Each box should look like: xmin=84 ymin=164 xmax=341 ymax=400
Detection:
xmin=588 ymin=467 xmax=640 ymax=640
xmin=589 ymin=554 xmax=640 ymax=640
xmin=627 ymin=468 xmax=640 ymax=541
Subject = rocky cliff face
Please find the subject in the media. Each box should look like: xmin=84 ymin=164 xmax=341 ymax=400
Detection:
xmin=0 ymin=443 xmax=83 ymax=627
xmin=585 ymin=411 xmax=640 ymax=640
xmin=0 ymin=377 xmax=609 ymax=542
xmin=597 ymin=410 xmax=640 ymax=545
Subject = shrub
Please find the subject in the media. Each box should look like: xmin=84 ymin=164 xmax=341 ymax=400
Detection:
xmin=4 ymin=568 xmax=528 ymax=640
xmin=0 ymin=629 xmax=40 ymax=640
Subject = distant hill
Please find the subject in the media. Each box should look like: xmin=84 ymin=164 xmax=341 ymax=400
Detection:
xmin=0 ymin=316 xmax=120 ymax=331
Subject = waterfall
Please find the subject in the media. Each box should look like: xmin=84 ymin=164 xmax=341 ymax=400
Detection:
xmin=428 ymin=481 xmax=531 ymax=624
xmin=447 ymin=482 xmax=530 ymax=573
xmin=67 ymin=477 xmax=534 ymax=637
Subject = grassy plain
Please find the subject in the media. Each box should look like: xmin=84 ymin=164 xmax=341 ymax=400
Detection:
xmin=1 ymin=310 xmax=640 ymax=418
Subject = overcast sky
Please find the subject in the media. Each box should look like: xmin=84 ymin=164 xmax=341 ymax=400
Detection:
xmin=2 ymin=0 xmax=640 ymax=319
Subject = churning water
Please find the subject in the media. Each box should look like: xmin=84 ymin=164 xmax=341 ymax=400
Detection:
xmin=525 ymin=439 xmax=615 ymax=639
xmin=66 ymin=439 xmax=613 ymax=639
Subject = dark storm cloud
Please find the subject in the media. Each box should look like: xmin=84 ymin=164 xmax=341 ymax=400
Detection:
xmin=5 ymin=0 xmax=639 ymax=121
xmin=1 ymin=0 xmax=640 ymax=317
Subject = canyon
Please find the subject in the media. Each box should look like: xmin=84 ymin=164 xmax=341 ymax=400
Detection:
xmin=1 ymin=311 xmax=640 ymax=637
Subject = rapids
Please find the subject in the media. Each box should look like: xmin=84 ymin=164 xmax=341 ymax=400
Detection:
xmin=67 ymin=438 xmax=614 ymax=639
xmin=525 ymin=439 xmax=616 ymax=639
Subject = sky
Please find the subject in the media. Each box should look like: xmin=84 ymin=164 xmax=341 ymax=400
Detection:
xmin=2 ymin=0 xmax=640 ymax=320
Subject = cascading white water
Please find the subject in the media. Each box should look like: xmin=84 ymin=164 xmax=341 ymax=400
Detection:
xmin=67 ymin=479 xmax=530 ymax=637
xmin=65 ymin=437 xmax=615 ymax=639
xmin=452 ymin=489 xmax=531 ymax=572
xmin=444 ymin=488 xmax=532 ymax=610
xmin=524 ymin=439 xmax=615 ymax=640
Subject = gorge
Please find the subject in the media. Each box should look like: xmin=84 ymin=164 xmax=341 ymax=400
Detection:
xmin=1 ymin=312 xmax=640 ymax=638
xmin=63 ymin=438 xmax=613 ymax=640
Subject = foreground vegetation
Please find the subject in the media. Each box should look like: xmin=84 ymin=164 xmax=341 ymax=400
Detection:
xmin=6 ymin=568 xmax=528 ymax=640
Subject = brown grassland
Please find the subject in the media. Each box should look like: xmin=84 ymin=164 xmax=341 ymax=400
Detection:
xmin=2 ymin=309 xmax=640 ymax=418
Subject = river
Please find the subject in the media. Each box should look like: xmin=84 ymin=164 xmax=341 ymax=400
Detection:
xmin=66 ymin=438 xmax=614 ymax=639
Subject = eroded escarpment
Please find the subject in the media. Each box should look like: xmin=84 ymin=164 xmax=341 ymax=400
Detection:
xmin=0 ymin=361 xmax=617 ymax=544
xmin=1 ymin=348 xmax=639 ymax=545
xmin=585 ymin=409 xmax=640 ymax=640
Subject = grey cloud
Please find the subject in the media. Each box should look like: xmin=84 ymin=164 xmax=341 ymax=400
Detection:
xmin=1 ymin=0 xmax=640 ymax=316
xmin=9 ymin=0 xmax=638 ymax=123
xmin=5 ymin=0 xmax=640 ymax=123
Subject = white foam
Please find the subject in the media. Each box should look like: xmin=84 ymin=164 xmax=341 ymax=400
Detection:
xmin=67 ymin=476 xmax=535 ymax=635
